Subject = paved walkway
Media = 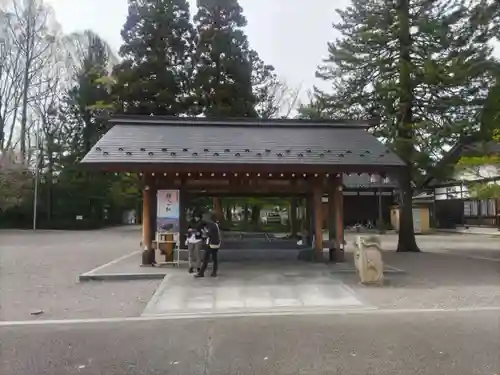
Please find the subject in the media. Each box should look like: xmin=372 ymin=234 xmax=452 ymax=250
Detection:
xmin=3 ymin=311 xmax=500 ymax=375
xmin=142 ymin=264 xmax=368 ymax=317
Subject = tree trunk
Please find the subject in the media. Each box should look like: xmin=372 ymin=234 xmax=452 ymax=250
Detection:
xmin=0 ymin=89 xmax=4 ymax=150
xmin=396 ymin=0 xmax=420 ymax=252
xmin=20 ymin=64 xmax=29 ymax=161
xmin=397 ymin=169 xmax=419 ymax=251
xmin=20 ymin=0 xmax=36 ymax=162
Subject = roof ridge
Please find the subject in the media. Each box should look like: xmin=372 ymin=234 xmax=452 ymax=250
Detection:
xmin=107 ymin=115 xmax=376 ymax=128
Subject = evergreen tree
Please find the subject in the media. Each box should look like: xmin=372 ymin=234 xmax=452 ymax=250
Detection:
xmin=113 ymin=0 xmax=196 ymax=115
xmin=192 ymin=0 xmax=279 ymax=223
xmin=65 ymin=31 xmax=113 ymax=156
xmin=52 ymin=32 xmax=139 ymax=227
xmin=250 ymin=50 xmax=282 ymax=119
xmin=455 ymin=72 xmax=500 ymax=198
xmin=193 ymin=0 xmax=257 ymax=117
xmin=479 ymin=74 xmax=500 ymax=140
xmin=304 ymin=0 xmax=498 ymax=251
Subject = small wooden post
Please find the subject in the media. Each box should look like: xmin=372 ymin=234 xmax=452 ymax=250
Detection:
xmin=141 ymin=174 xmax=155 ymax=265
xmin=313 ymin=185 xmax=324 ymax=259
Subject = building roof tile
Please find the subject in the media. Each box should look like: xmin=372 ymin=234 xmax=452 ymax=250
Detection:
xmin=81 ymin=116 xmax=405 ymax=170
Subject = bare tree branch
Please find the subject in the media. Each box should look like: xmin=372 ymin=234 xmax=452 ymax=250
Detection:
xmin=1 ymin=0 xmax=60 ymax=161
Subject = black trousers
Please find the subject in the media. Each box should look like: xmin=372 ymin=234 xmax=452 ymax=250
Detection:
xmin=199 ymin=246 xmax=218 ymax=275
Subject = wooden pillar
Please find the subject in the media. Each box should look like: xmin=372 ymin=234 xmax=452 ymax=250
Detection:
xmin=313 ymin=186 xmax=324 ymax=259
xmin=141 ymin=174 xmax=156 ymax=265
xmin=328 ymin=190 xmax=336 ymax=243
xmin=149 ymin=180 xmax=157 ymax=247
xmin=326 ymin=186 xmax=336 ymax=262
xmin=333 ymin=175 xmax=345 ymax=257
xmin=179 ymin=187 xmax=188 ymax=250
xmin=305 ymin=196 xmax=313 ymax=245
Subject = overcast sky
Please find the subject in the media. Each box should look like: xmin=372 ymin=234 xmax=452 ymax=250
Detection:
xmin=44 ymin=0 xmax=499 ymax=104
xmin=44 ymin=0 xmax=345 ymax=102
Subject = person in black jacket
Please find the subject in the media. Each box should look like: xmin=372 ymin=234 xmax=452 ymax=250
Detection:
xmin=186 ymin=213 xmax=204 ymax=273
xmin=195 ymin=212 xmax=221 ymax=278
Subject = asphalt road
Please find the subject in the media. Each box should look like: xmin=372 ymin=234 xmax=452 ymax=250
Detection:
xmin=1 ymin=310 xmax=499 ymax=375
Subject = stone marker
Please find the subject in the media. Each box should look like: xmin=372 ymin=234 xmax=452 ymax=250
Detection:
xmin=353 ymin=235 xmax=384 ymax=285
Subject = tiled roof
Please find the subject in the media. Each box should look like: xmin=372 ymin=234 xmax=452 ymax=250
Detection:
xmin=81 ymin=116 xmax=405 ymax=168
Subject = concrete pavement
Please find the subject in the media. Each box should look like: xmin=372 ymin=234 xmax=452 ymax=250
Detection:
xmin=142 ymin=264 xmax=368 ymax=317
xmin=1 ymin=310 xmax=499 ymax=375
xmin=2 ymin=227 xmax=500 ymax=374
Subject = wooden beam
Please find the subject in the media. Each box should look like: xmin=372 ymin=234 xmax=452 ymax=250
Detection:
xmin=86 ymin=162 xmax=405 ymax=176
xmin=188 ymin=191 xmax=309 ymax=198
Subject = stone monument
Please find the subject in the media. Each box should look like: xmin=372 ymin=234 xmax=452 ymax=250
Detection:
xmin=353 ymin=235 xmax=384 ymax=285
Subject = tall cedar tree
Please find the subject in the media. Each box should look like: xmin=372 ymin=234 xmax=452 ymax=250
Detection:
xmin=305 ymin=0 xmax=498 ymax=251
xmin=113 ymin=0 xmax=195 ymax=115
xmin=192 ymin=0 xmax=278 ymax=222
xmin=193 ymin=0 xmax=257 ymax=117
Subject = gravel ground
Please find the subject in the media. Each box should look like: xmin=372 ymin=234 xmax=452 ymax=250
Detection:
xmin=2 ymin=228 xmax=500 ymax=321
xmin=346 ymin=232 xmax=500 ymax=258
xmin=0 ymin=227 xmax=160 ymax=321
xmin=340 ymin=233 xmax=500 ymax=309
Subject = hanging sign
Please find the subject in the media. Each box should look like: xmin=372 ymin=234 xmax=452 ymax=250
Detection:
xmin=157 ymin=190 xmax=180 ymax=232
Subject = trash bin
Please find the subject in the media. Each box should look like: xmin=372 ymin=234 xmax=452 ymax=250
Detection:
xmin=333 ymin=247 xmax=345 ymax=263
xmin=323 ymin=240 xmax=345 ymax=263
